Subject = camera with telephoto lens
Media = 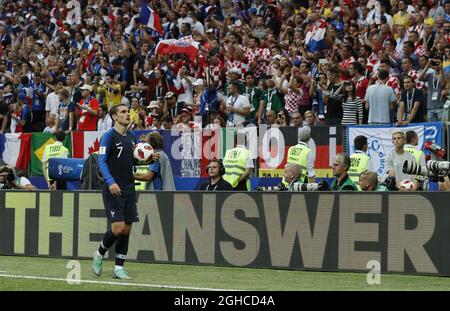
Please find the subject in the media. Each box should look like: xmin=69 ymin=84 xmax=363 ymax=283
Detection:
xmin=402 ymin=160 xmax=435 ymax=177
xmin=255 ymin=184 xmax=285 ymax=191
xmin=426 ymin=160 xmax=450 ymax=173
xmin=290 ymin=180 xmax=329 ymax=191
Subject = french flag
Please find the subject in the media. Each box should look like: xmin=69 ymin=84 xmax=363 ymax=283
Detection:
xmin=140 ymin=0 xmax=164 ymax=35
xmin=305 ymin=19 xmax=327 ymax=53
xmin=1 ymin=133 xmax=32 ymax=169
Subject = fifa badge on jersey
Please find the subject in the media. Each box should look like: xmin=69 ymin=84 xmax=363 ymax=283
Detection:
xmin=99 ymin=146 xmax=106 ymax=155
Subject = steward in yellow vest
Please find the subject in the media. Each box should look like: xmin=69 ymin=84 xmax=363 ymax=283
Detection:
xmin=404 ymin=131 xmax=426 ymax=166
xmin=349 ymin=151 xmax=371 ymax=184
xmin=349 ymin=135 xmax=374 ymax=186
xmin=223 ymin=145 xmax=252 ymax=190
xmin=41 ymin=130 xmax=69 ymax=190
xmin=282 ymin=126 xmax=315 ymax=187
xmin=286 ymin=142 xmax=310 ymax=182
xmin=404 ymin=144 xmax=425 ymax=165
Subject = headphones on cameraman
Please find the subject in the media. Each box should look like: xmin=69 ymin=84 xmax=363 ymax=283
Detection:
xmin=207 ymin=159 xmax=225 ymax=176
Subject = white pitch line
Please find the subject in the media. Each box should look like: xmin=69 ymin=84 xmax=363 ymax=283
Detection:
xmin=0 ymin=273 xmax=241 ymax=291
xmin=0 ymin=271 xmax=6 ymax=273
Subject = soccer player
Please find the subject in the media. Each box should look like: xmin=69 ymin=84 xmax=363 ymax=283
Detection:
xmin=92 ymin=103 xmax=142 ymax=279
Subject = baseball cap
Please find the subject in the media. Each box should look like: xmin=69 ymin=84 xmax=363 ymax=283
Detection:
xmin=80 ymin=84 xmax=92 ymax=92
xmin=164 ymin=92 xmax=175 ymax=99
xmin=146 ymin=100 xmax=160 ymax=109
xmin=229 ymin=67 xmax=241 ymax=75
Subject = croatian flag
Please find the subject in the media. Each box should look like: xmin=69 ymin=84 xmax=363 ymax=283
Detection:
xmin=305 ymin=19 xmax=327 ymax=53
xmin=140 ymin=0 xmax=164 ymax=35
xmin=156 ymin=38 xmax=200 ymax=62
xmin=1 ymin=133 xmax=32 ymax=169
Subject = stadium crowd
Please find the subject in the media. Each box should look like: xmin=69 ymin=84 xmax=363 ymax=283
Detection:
xmin=0 ymin=0 xmax=449 ymax=191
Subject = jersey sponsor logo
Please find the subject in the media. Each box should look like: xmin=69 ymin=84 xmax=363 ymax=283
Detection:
xmin=116 ymin=142 xmax=122 ymax=146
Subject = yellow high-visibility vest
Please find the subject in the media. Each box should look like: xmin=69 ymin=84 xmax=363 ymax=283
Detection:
xmin=348 ymin=153 xmax=370 ymax=184
xmin=135 ymin=165 xmax=149 ymax=191
xmin=223 ymin=147 xmax=250 ymax=190
xmin=404 ymin=146 xmax=423 ymax=165
xmin=286 ymin=143 xmax=310 ymax=182
xmin=42 ymin=142 xmax=69 ymax=178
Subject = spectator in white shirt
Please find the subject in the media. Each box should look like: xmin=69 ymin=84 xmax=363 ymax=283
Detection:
xmin=97 ymin=104 xmax=113 ymax=131
xmin=45 ymin=78 xmax=65 ymax=123
xmin=225 ymin=81 xmax=250 ymax=126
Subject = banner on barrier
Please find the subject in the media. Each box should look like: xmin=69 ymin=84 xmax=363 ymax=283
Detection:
xmin=258 ymin=126 xmax=343 ymax=178
xmin=347 ymin=122 xmax=444 ymax=177
xmin=0 ymin=191 xmax=448 ymax=276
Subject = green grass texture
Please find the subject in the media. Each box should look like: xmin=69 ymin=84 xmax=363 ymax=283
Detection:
xmin=0 ymin=255 xmax=449 ymax=291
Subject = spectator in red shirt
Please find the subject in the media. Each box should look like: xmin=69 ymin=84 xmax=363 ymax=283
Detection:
xmin=76 ymin=84 xmax=99 ymax=131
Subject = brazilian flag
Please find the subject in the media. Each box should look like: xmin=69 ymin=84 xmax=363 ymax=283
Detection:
xmin=31 ymin=133 xmax=72 ymax=176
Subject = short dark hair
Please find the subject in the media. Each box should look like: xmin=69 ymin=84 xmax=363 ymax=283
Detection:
xmin=229 ymin=81 xmax=240 ymax=89
xmin=354 ymin=135 xmax=368 ymax=151
xmin=111 ymin=58 xmax=122 ymax=66
xmin=350 ymin=61 xmax=364 ymax=75
xmin=147 ymin=131 xmax=164 ymax=149
xmin=406 ymin=130 xmax=418 ymax=144
xmin=378 ymin=69 xmax=390 ymax=80
xmin=99 ymin=104 xmax=108 ymax=113
xmin=109 ymin=103 xmax=128 ymax=118
xmin=54 ymin=130 xmax=66 ymax=142
xmin=361 ymin=45 xmax=372 ymax=54
xmin=209 ymin=159 xmax=225 ymax=176
xmin=402 ymin=74 xmax=414 ymax=84
xmin=244 ymin=71 xmax=255 ymax=78
xmin=404 ymin=41 xmax=414 ymax=49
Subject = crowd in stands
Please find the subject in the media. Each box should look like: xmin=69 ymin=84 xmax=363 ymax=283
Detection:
xmin=0 ymin=0 xmax=448 ymax=134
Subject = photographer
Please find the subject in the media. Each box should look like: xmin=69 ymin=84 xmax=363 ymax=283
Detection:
xmin=0 ymin=166 xmax=35 ymax=190
xmin=359 ymin=171 xmax=389 ymax=191
xmin=331 ymin=153 xmax=358 ymax=191
xmin=284 ymin=163 xmax=302 ymax=191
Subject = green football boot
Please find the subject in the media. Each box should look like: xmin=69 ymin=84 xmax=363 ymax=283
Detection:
xmin=91 ymin=252 xmax=103 ymax=276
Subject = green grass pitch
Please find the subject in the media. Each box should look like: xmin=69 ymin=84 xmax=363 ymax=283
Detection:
xmin=0 ymin=255 xmax=449 ymax=291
